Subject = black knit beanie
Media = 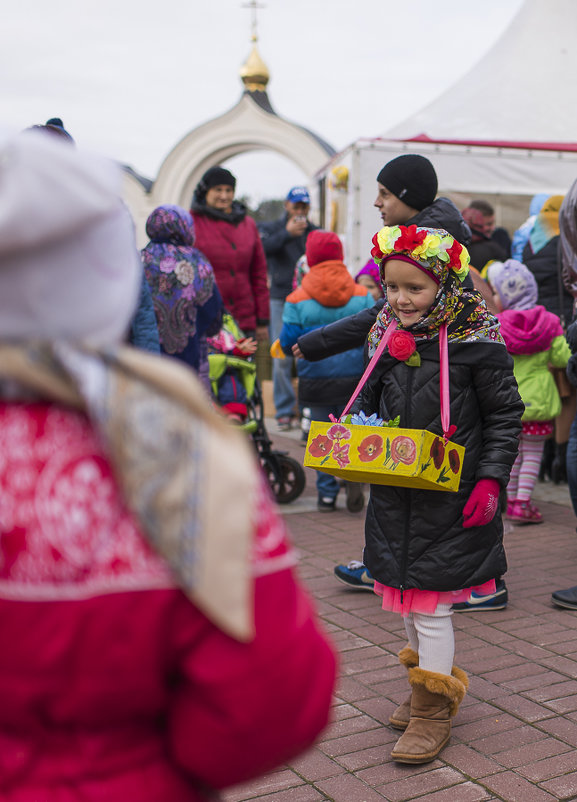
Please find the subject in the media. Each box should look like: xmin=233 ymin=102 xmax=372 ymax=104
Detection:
xmin=376 ymin=154 xmax=438 ymax=211
xmin=200 ymin=166 xmax=236 ymax=191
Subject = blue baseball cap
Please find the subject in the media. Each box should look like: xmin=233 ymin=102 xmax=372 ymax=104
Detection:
xmin=286 ymin=186 xmax=310 ymax=204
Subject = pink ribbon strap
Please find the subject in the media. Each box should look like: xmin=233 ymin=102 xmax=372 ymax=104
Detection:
xmin=336 ymin=320 xmax=398 ymax=421
xmin=334 ymin=320 xmax=454 ymax=441
xmin=439 ymin=323 xmax=454 ymax=441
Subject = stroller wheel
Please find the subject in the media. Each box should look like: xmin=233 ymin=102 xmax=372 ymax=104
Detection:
xmin=262 ymin=453 xmax=306 ymax=504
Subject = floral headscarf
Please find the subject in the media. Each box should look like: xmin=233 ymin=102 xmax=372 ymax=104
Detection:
xmin=367 ymin=225 xmax=502 ymax=354
xmin=142 ymin=205 xmax=216 ymax=354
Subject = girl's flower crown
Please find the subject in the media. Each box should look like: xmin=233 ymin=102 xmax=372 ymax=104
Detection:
xmin=371 ymin=225 xmax=470 ymax=283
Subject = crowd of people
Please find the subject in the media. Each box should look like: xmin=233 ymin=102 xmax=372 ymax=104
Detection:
xmin=3 ymin=114 xmax=577 ymax=792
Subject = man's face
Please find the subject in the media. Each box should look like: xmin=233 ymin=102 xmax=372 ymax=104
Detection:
xmin=482 ymin=214 xmax=496 ymax=237
xmin=285 ymin=201 xmax=310 ymax=219
xmin=374 ymin=182 xmax=415 ymax=226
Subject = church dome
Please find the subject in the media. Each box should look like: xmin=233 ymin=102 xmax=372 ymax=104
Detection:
xmin=239 ymin=45 xmax=270 ymax=92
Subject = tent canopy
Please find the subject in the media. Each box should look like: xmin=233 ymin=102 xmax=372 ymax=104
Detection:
xmin=386 ymin=0 xmax=575 ymax=146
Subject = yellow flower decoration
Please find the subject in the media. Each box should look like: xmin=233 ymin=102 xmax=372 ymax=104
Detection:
xmin=413 ymin=233 xmax=442 ymax=260
xmin=377 ymin=226 xmax=401 ymax=254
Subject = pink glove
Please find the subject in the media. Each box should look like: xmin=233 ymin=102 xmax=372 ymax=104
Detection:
xmin=462 ymin=478 xmax=500 ymax=528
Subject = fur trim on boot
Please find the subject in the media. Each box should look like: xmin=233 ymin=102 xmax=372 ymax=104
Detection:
xmin=391 ymin=665 xmax=468 ymax=764
xmin=389 ymin=646 xmax=418 ymax=730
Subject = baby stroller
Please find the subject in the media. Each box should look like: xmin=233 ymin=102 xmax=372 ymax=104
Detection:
xmin=208 ymin=321 xmax=306 ymax=505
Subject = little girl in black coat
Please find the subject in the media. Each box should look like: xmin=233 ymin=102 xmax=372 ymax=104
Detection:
xmin=355 ymin=225 xmax=523 ymax=765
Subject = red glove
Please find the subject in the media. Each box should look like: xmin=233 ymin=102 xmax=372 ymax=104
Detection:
xmin=462 ymin=478 xmax=500 ymax=528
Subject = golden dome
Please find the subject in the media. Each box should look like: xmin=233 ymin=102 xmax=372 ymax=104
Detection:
xmin=239 ymin=45 xmax=270 ymax=91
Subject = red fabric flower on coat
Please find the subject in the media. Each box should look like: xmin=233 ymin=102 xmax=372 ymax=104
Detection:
xmin=388 ymin=330 xmax=416 ymax=362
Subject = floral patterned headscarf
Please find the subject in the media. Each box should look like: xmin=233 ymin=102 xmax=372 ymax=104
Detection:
xmin=142 ymin=205 xmax=216 ymax=354
xmin=367 ymin=225 xmax=502 ymax=355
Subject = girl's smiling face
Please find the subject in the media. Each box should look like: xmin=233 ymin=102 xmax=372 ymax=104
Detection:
xmin=383 ymin=258 xmax=438 ymax=327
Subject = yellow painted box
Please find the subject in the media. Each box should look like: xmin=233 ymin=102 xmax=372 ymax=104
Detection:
xmin=303 ymin=421 xmax=465 ymax=492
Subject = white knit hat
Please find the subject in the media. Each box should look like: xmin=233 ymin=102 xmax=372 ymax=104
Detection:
xmin=0 ymin=130 xmax=140 ymax=346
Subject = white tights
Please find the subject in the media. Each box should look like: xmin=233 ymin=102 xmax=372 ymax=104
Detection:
xmin=403 ymin=602 xmax=455 ymax=675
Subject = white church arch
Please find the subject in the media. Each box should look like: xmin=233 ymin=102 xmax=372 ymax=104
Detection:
xmin=122 ymin=45 xmax=334 ymax=246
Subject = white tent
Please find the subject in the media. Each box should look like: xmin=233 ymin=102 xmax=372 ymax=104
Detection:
xmin=386 ymin=0 xmax=575 ymax=144
xmin=316 ymin=0 xmax=577 ymax=271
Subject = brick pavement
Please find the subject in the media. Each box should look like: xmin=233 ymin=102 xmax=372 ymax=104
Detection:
xmin=223 ymin=423 xmax=577 ymax=802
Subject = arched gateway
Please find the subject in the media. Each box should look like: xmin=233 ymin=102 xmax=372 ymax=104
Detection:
xmin=123 ymin=44 xmax=335 ymax=246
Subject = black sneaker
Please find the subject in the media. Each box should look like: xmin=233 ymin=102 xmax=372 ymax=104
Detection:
xmin=317 ymin=495 xmax=336 ymax=512
xmin=452 ymin=579 xmax=508 ymax=612
xmin=552 ymin=585 xmax=577 ymax=610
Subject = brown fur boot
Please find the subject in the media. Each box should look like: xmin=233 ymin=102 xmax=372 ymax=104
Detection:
xmin=391 ymin=665 xmax=468 ymax=764
xmin=389 ymin=645 xmax=418 ymax=730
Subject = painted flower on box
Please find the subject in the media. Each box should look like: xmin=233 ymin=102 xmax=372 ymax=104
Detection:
xmin=391 ymin=435 xmax=417 ymax=466
xmin=430 ymin=438 xmax=445 ymax=469
xmin=309 ymin=434 xmax=332 ymax=458
xmin=358 ymin=434 xmax=384 ymax=462
xmin=448 ymin=449 xmax=461 ymax=473
xmin=333 ymin=441 xmax=350 ymax=468
xmin=327 ymin=423 xmax=351 ymax=441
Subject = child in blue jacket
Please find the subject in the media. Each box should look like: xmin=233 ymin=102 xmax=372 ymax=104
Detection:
xmin=280 ymin=230 xmax=374 ymax=511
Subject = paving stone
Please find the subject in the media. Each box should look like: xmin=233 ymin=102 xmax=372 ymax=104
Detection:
xmin=411 ymin=782 xmax=493 ymax=801
xmin=288 ymin=747 xmax=346 ymax=782
xmin=469 ymin=723 xmax=545 ymax=755
xmin=375 ymin=766 xmax=465 ymax=801
xmin=494 ymin=737 xmax=572 ymax=769
xmin=316 ymin=772 xmax=389 ymax=801
xmin=540 ymin=770 xmax=577 ymax=799
xmin=480 ymin=770 xmax=559 ymax=801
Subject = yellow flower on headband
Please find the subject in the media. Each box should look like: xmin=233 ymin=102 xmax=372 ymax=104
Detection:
xmin=377 ymin=226 xmax=400 ymax=254
xmin=412 ymin=233 xmax=442 ymax=260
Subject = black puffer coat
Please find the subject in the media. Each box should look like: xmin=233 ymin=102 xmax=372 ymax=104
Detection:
xmin=355 ymin=337 xmax=523 ymax=593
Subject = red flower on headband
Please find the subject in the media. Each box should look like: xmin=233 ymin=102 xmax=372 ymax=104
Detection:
xmin=445 ymin=239 xmax=463 ymax=269
xmin=371 ymin=232 xmax=384 ymax=262
xmin=388 ymin=330 xmax=416 ymax=362
xmin=393 ymin=225 xmax=427 ymax=253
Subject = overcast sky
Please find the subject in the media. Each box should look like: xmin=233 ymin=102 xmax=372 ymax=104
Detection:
xmin=2 ymin=0 xmax=526 ymax=202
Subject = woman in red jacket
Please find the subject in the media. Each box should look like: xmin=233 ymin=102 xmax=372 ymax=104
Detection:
xmin=0 ymin=131 xmax=336 ymax=801
xmin=191 ymin=166 xmax=270 ymax=340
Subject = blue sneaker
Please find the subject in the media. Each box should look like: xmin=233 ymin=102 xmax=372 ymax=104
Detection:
xmin=334 ymin=561 xmax=375 ymax=591
xmin=452 ymin=579 xmax=508 ymax=612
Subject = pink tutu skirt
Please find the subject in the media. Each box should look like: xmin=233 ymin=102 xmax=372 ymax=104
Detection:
xmin=373 ymin=580 xmax=497 ymax=616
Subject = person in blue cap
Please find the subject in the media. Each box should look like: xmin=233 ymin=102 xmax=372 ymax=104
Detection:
xmin=259 ymin=187 xmax=317 ymax=430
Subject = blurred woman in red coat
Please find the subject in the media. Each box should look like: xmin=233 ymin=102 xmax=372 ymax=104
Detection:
xmin=0 ymin=131 xmax=336 ymax=801
xmin=191 ymin=166 xmax=270 ymax=341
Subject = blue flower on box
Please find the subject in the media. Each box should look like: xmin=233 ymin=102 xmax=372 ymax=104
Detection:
xmin=350 ymin=411 xmax=384 ymax=427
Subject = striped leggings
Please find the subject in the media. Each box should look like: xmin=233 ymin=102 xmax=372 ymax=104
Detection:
xmin=507 ymin=434 xmax=546 ymax=503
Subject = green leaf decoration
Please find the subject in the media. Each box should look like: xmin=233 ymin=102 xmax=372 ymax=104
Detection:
xmin=404 ymin=352 xmax=421 ymax=367
xmin=420 ymin=460 xmax=431 ymax=473
xmin=437 ymin=467 xmax=450 ymax=483
xmin=386 ymin=415 xmax=401 ymax=428
xmin=385 ymin=438 xmax=391 ymax=462
xmin=321 ymin=455 xmax=331 ymax=465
